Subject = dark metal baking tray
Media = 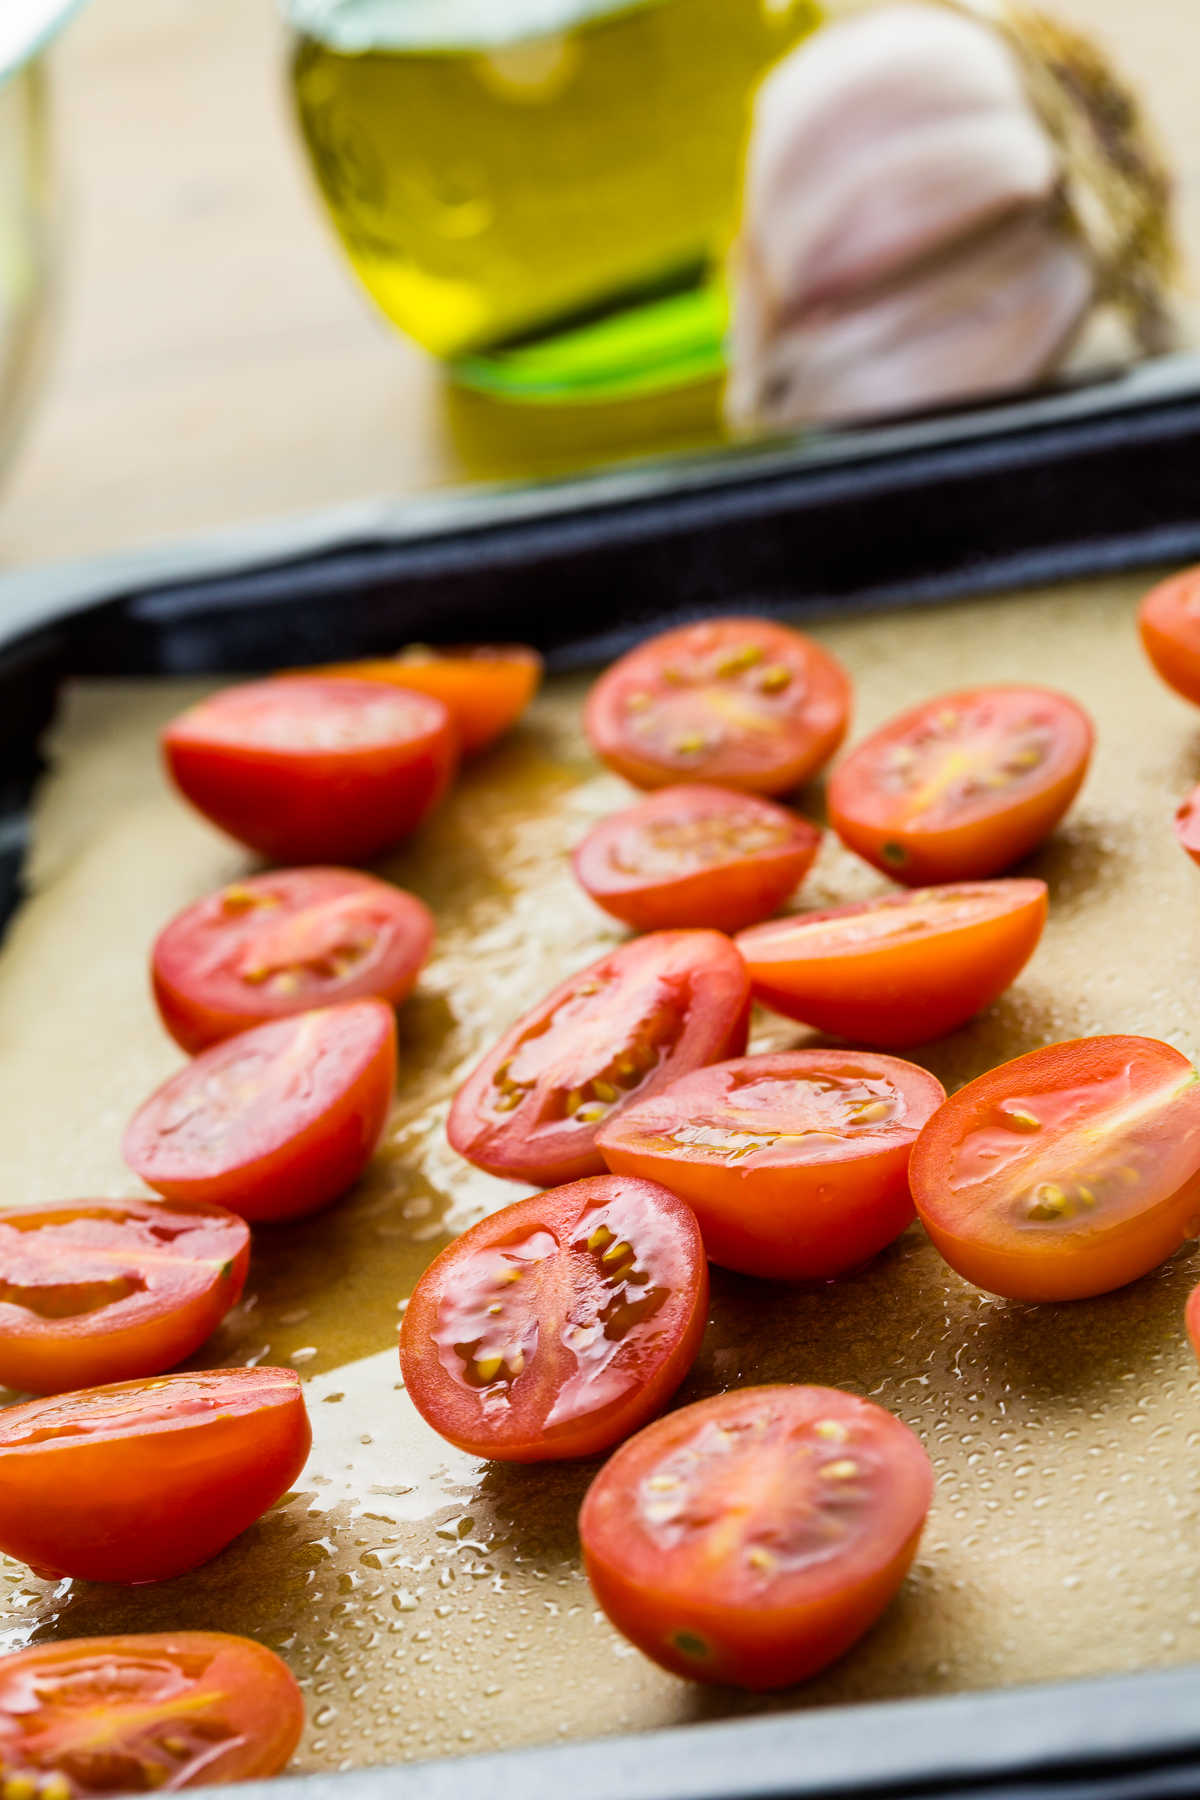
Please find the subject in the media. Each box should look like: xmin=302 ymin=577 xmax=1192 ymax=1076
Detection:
xmin=4 ymin=359 xmax=1200 ymax=1798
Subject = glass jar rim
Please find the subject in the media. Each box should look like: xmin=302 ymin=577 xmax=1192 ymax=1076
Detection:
xmin=0 ymin=0 xmax=89 ymax=87
xmin=283 ymin=0 xmax=665 ymax=53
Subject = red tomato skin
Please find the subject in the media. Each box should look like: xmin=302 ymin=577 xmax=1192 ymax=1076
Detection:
xmin=151 ymin=868 xmax=434 ymax=1054
xmin=162 ymin=677 xmax=458 ymax=864
xmin=585 ymin=617 xmax=851 ymax=795
xmin=0 ymin=1200 xmax=250 ymax=1396
xmin=304 ymin=645 xmax=543 ymax=753
xmin=0 ymin=1368 xmax=311 ymax=1583
xmin=735 ymin=880 xmax=1048 ymax=1047
xmin=910 ymin=1036 xmax=1200 ymax=1301
xmin=598 ymin=1052 xmax=944 ymax=1280
xmin=447 ymin=932 xmax=752 ymax=1187
xmin=1175 ymin=788 xmax=1200 ymax=867
xmin=1139 ymin=569 xmax=1200 ymax=705
xmin=828 ymin=687 xmax=1093 ymax=885
xmin=580 ymin=1385 xmax=933 ymax=1689
xmin=573 ymin=785 xmax=822 ymax=934
xmin=0 ymin=1632 xmax=305 ymax=1791
xmin=123 ymin=1001 xmax=396 ymax=1223
xmin=585 ymin=1520 xmax=925 ymax=1691
xmin=400 ymin=1176 xmax=708 ymax=1462
xmin=1187 ymin=1284 xmax=1200 ymax=1362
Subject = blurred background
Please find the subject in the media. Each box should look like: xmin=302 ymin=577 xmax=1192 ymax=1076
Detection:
xmin=0 ymin=0 xmax=1195 ymax=572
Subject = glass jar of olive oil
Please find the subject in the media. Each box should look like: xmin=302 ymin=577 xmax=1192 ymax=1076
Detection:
xmin=287 ymin=0 xmax=820 ymax=401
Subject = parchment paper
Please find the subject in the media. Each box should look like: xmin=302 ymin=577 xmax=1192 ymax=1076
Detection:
xmin=3 ymin=571 xmax=1200 ymax=1774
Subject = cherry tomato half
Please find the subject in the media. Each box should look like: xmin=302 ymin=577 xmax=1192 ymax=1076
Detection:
xmin=584 ymin=617 xmax=851 ymax=795
xmin=162 ymin=677 xmax=457 ymax=864
xmin=573 ymin=785 xmax=821 ymax=934
xmin=1186 ymin=1283 xmax=1200 ymax=1363
xmin=827 ymin=686 xmax=1093 ymax=884
xmin=123 ymin=1001 xmax=396 ymax=1223
xmin=597 ymin=1051 xmax=944 ymax=1280
xmin=0 ymin=1367 xmax=310 ymax=1583
xmin=910 ymin=1036 xmax=1200 ymax=1301
xmin=580 ymin=1385 xmax=933 ymax=1689
xmin=0 ymin=1199 xmax=249 ymax=1396
xmin=1174 ymin=787 xmax=1200 ymax=868
xmin=151 ymin=868 xmax=434 ymax=1054
xmin=0 ymin=1632 xmax=304 ymax=1793
xmin=305 ymin=644 xmax=543 ymax=754
xmin=735 ymin=879 xmax=1048 ymax=1048
xmin=400 ymin=1175 xmax=707 ymax=1463
xmin=1139 ymin=567 xmax=1200 ymax=705
xmin=447 ymin=931 xmax=751 ymax=1187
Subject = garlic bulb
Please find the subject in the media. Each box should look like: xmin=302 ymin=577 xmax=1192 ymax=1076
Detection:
xmin=726 ymin=0 xmax=1175 ymax=432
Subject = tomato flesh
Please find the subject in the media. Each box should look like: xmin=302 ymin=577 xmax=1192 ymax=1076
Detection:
xmin=306 ymin=644 xmax=543 ymax=753
xmin=584 ymin=617 xmax=851 ymax=794
xmin=0 ymin=1200 xmax=249 ymax=1396
xmin=573 ymin=784 xmax=821 ymax=934
xmin=580 ymin=1385 xmax=933 ymax=1689
xmin=123 ymin=1000 xmax=396 ymax=1223
xmin=400 ymin=1175 xmax=707 ymax=1462
xmin=735 ymin=879 xmax=1048 ymax=1047
xmin=598 ymin=1051 xmax=944 ymax=1280
xmin=1139 ymin=567 xmax=1200 ymax=706
xmin=910 ymin=1035 xmax=1200 ymax=1301
xmin=828 ymin=686 xmax=1093 ymax=884
xmin=1186 ymin=1283 xmax=1200 ymax=1363
xmin=151 ymin=868 xmax=434 ymax=1054
xmin=162 ymin=676 xmax=457 ymax=864
xmin=1175 ymin=787 xmax=1200 ymax=868
xmin=0 ymin=1368 xmax=310 ymax=1583
xmin=447 ymin=931 xmax=751 ymax=1186
xmin=0 ymin=1632 xmax=304 ymax=1794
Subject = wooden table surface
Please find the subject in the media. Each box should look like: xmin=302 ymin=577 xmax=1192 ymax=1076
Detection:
xmin=0 ymin=0 xmax=1196 ymax=571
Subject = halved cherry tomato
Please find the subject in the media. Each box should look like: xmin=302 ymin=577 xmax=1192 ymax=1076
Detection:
xmin=123 ymin=1001 xmax=396 ymax=1223
xmin=736 ymin=880 xmax=1048 ymax=1047
xmin=597 ymin=1051 xmax=944 ymax=1280
xmin=828 ymin=686 xmax=1093 ymax=884
xmin=580 ymin=1384 xmax=933 ymax=1689
xmin=305 ymin=644 xmax=543 ymax=754
xmin=910 ymin=1036 xmax=1200 ymax=1301
xmin=1186 ymin=1283 xmax=1200 ymax=1362
xmin=447 ymin=931 xmax=751 ymax=1187
xmin=0 ymin=1632 xmax=304 ymax=1792
xmin=0 ymin=1368 xmax=310 ymax=1583
xmin=1175 ymin=787 xmax=1200 ymax=867
xmin=0 ymin=1200 xmax=250 ymax=1396
xmin=584 ymin=617 xmax=851 ymax=794
xmin=162 ymin=677 xmax=457 ymax=864
xmin=1139 ymin=567 xmax=1200 ymax=705
xmin=573 ymin=785 xmax=821 ymax=934
xmin=151 ymin=868 xmax=434 ymax=1054
xmin=400 ymin=1175 xmax=707 ymax=1462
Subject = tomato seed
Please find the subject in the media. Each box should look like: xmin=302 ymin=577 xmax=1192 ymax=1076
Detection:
xmin=714 ymin=645 xmax=762 ymax=678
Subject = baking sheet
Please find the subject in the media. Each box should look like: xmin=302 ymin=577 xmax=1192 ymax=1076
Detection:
xmin=3 ymin=570 xmax=1200 ymax=1776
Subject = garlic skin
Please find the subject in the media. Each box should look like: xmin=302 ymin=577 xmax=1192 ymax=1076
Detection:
xmin=726 ymin=1 xmax=1173 ymax=433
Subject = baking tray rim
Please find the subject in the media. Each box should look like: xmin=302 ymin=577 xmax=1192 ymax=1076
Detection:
xmin=227 ymin=1662 xmax=1200 ymax=1800
xmin=3 ymin=347 xmax=1200 ymax=662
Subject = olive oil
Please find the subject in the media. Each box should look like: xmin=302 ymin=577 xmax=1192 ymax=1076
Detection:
xmin=289 ymin=0 xmax=819 ymax=399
